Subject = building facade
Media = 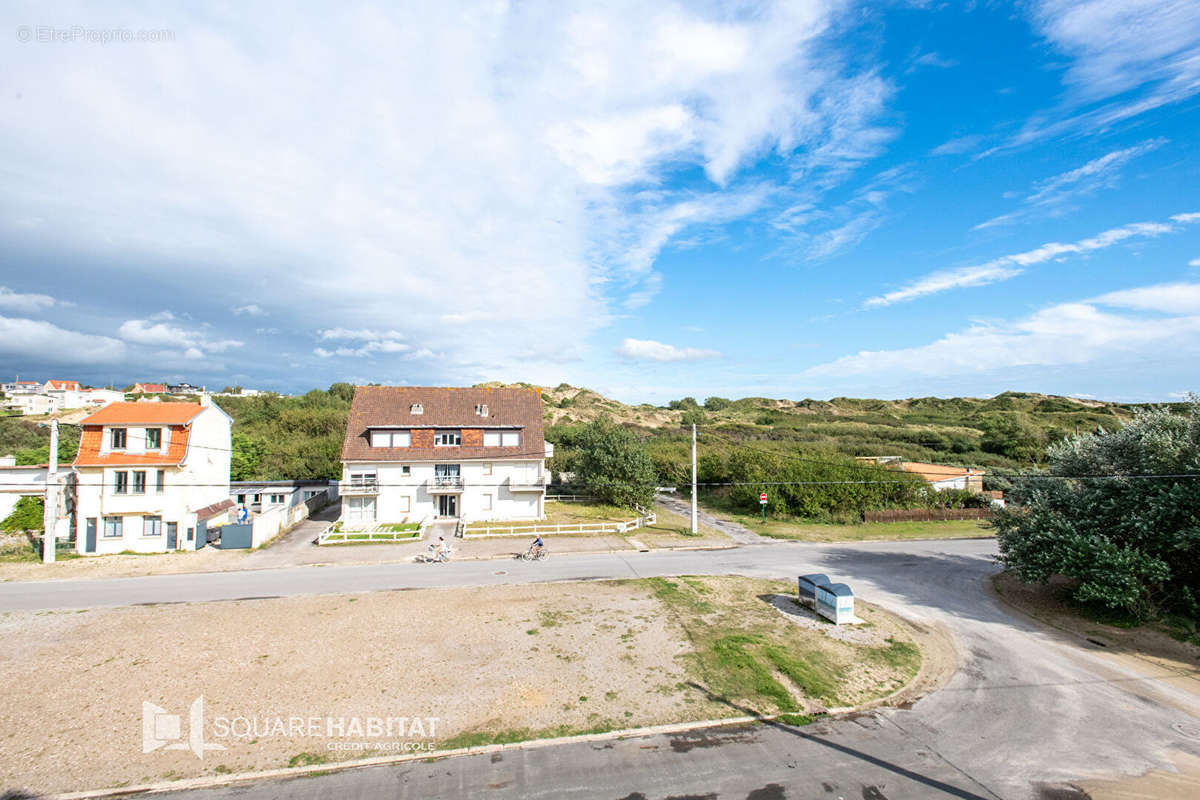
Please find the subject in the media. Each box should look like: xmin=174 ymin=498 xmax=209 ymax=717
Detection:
xmin=72 ymin=399 xmax=232 ymax=554
xmin=339 ymin=386 xmax=549 ymax=526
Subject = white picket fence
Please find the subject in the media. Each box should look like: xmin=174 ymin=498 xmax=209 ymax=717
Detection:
xmin=318 ymin=518 xmax=428 ymax=544
xmin=463 ymin=509 xmax=655 ymax=538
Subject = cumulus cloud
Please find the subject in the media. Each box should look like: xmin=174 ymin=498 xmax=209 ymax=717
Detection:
xmin=0 ymin=1 xmax=891 ymax=382
xmin=616 ymin=338 xmax=721 ymax=362
xmin=865 ymin=214 xmax=1198 ymax=307
xmin=118 ymin=317 xmax=243 ymax=357
xmin=313 ymin=328 xmax=409 ymax=358
xmin=232 ymin=304 xmax=265 ymax=316
xmin=812 ymin=281 xmax=1200 ymax=379
xmin=0 ymin=315 xmax=126 ymax=364
xmin=0 ymin=286 xmax=59 ymax=313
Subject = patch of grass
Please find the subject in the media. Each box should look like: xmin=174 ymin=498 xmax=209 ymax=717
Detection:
xmin=287 ymin=752 xmax=329 ymax=768
xmin=526 ymin=628 xmax=539 ymax=635
xmin=646 ymin=577 xmax=712 ymax=614
xmin=715 ymin=512 xmax=992 ymax=543
xmin=709 ymin=634 xmax=797 ymax=712
xmin=775 ymin=713 xmax=816 ymax=726
xmin=760 ymin=643 xmax=840 ymax=703
xmin=866 ymin=638 xmax=922 ymax=674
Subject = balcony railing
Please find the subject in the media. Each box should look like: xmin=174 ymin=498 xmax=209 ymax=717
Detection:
xmin=429 ymin=475 xmax=464 ymax=492
xmin=508 ymin=475 xmax=546 ymax=492
xmin=342 ymin=478 xmax=379 ymax=495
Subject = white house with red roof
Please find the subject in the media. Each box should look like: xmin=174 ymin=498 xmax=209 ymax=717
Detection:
xmin=72 ymin=398 xmax=232 ymax=554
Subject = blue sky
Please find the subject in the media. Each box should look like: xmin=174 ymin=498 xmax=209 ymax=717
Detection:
xmin=1 ymin=1 xmax=1198 ymax=403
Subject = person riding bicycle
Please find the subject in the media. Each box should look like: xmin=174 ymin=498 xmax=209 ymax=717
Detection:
xmin=433 ymin=536 xmax=448 ymax=561
xmin=530 ymin=536 xmax=545 ymax=558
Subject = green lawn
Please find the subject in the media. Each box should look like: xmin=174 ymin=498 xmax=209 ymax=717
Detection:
xmin=714 ymin=510 xmax=993 ymax=542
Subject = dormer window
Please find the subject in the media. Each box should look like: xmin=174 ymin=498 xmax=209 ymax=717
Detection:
xmin=110 ymin=428 xmax=127 ymax=449
xmin=146 ymin=428 xmax=162 ymax=449
xmin=475 ymin=403 xmax=488 ymax=416
xmin=410 ymin=403 xmax=423 ymax=415
xmin=371 ymin=430 xmax=411 ymax=448
xmin=434 ymin=430 xmax=461 ymax=446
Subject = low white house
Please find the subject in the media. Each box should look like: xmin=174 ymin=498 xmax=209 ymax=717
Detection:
xmin=72 ymin=398 xmax=232 ymax=554
xmin=339 ymin=386 xmax=550 ymax=526
xmin=0 ymin=455 xmax=46 ymax=521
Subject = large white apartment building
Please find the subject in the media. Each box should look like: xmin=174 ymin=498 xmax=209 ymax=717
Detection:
xmin=72 ymin=399 xmax=232 ymax=553
xmin=339 ymin=386 xmax=550 ymax=525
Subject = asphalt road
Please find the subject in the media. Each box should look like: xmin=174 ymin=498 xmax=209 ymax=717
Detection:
xmin=7 ymin=537 xmax=1200 ymax=799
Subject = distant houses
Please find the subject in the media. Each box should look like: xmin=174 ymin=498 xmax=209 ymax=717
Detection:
xmin=1 ymin=378 xmax=124 ymax=416
xmin=855 ymin=456 xmax=986 ymax=493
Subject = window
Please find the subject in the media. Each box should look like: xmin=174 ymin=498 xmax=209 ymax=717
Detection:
xmin=410 ymin=403 xmax=423 ymax=415
xmin=236 ymin=494 xmax=246 ymax=504
xmin=371 ymin=430 xmax=411 ymax=448
xmin=186 ymin=527 xmax=194 ymax=542
xmin=501 ymin=431 xmax=520 ymax=447
xmin=349 ymin=472 xmax=377 ymax=490
xmin=434 ymin=430 xmax=461 ymax=446
xmin=483 ymin=432 xmax=501 ymax=447
xmin=475 ymin=403 xmax=488 ymax=416
xmin=103 ymin=516 xmax=123 ymax=537
xmin=398 ymin=495 xmax=411 ymax=513
xmin=155 ymin=470 xmax=165 ymax=494
xmin=400 ymin=465 xmax=411 ymax=476
xmin=481 ymin=492 xmax=492 ymax=511
xmin=110 ymin=428 xmax=127 ymax=449
xmin=143 ymin=516 xmax=162 ymax=537
xmin=270 ymin=494 xmax=285 ymax=504
xmin=482 ymin=462 xmax=492 ymax=475
xmin=114 ymin=471 xmax=128 ymax=494
xmin=145 ymin=428 xmax=162 ymax=449
xmin=346 ymin=496 xmax=376 ymax=522
xmin=132 ymin=471 xmax=147 ymax=494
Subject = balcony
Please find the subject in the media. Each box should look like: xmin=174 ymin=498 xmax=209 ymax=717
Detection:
xmin=428 ymin=475 xmax=464 ymax=493
xmin=508 ymin=475 xmax=546 ymax=492
xmin=342 ymin=478 xmax=379 ymax=495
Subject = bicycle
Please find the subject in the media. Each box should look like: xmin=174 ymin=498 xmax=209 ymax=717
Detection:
xmin=518 ymin=543 xmax=548 ymax=561
xmin=416 ymin=543 xmax=453 ymax=563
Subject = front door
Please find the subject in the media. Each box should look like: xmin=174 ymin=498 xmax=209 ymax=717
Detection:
xmin=84 ymin=518 xmax=96 ymax=553
xmin=438 ymin=495 xmax=457 ymax=517
xmin=166 ymin=522 xmax=178 ymax=550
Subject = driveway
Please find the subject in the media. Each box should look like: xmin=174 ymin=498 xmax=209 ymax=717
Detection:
xmin=3 ymin=540 xmax=1198 ymax=799
xmin=656 ymin=491 xmax=771 ymax=544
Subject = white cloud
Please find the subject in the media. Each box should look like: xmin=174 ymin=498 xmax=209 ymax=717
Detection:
xmin=616 ymin=338 xmax=721 ymax=362
xmin=0 ymin=286 xmax=58 ymax=313
xmin=930 ymin=134 xmax=985 ymax=157
xmin=0 ymin=315 xmax=126 ymax=364
xmin=1190 ymin=258 xmax=1200 ymax=267
xmin=1011 ymin=1 xmax=1200 ymax=145
xmin=865 ymin=214 xmax=1198 ymax=307
xmin=0 ymin=1 xmax=890 ymax=381
xmin=974 ymin=139 xmax=1165 ymax=229
xmin=811 ymin=282 xmax=1200 ymax=378
xmin=118 ymin=317 xmax=243 ymax=358
xmin=232 ymin=304 xmax=265 ymax=316
xmin=312 ymin=327 xmax=409 ymax=358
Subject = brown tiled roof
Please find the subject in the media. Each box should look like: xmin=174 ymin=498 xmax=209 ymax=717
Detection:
xmin=195 ymin=498 xmax=235 ymax=520
xmin=341 ymin=386 xmax=545 ymax=462
xmin=900 ymin=461 xmax=984 ymax=482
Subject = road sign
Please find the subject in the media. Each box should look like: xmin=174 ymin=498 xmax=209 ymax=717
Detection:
xmin=759 ymin=493 xmax=767 ymax=504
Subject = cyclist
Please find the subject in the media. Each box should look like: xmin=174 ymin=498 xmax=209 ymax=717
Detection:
xmin=529 ymin=535 xmax=545 ymax=559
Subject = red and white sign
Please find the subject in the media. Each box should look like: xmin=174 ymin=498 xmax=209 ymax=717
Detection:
xmin=759 ymin=493 xmax=768 ymax=504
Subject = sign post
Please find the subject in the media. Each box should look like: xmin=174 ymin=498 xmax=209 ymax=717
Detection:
xmin=759 ymin=492 xmax=767 ymax=523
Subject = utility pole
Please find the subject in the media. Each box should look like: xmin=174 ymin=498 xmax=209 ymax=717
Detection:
xmin=690 ymin=423 xmax=697 ymax=535
xmin=42 ymin=418 xmax=58 ymax=564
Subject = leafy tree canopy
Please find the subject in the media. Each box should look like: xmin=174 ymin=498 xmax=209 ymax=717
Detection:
xmin=994 ymin=399 xmax=1200 ymax=621
xmin=571 ymin=417 xmax=657 ymax=509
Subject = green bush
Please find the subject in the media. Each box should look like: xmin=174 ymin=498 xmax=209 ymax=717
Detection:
xmin=1 ymin=496 xmax=43 ymax=532
xmin=994 ymin=399 xmax=1200 ymax=621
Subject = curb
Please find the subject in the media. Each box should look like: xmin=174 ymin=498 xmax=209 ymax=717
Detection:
xmin=48 ymin=712 xmax=828 ymax=800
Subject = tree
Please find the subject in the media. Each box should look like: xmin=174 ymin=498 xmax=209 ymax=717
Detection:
xmin=680 ymin=408 xmax=706 ymax=426
xmin=1 ymin=496 xmax=43 ymax=532
xmin=994 ymin=399 xmax=1200 ymax=621
xmin=668 ymin=397 xmax=700 ymax=411
xmin=230 ymin=433 xmax=266 ymax=481
xmin=572 ymin=418 xmax=657 ymax=509
xmin=704 ymin=396 xmax=731 ymax=411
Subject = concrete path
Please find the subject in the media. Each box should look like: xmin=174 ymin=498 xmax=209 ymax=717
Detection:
xmin=656 ymin=491 xmax=770 ymax=545
xmin=68 ymin=535 xmax=1200 ymax=800
xmin=240 ymin=501 xmax=343 ymax=568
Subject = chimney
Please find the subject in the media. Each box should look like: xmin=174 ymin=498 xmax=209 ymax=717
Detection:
xmin=200 ymin=393 xmax=211 ymax=407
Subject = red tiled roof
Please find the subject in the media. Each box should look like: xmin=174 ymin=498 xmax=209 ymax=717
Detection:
xmin=46 ymin=380 xmax=81 ymax=390
xmin=80 ymin=402 xmax=204 ymax=425
xmin=900 ymin=461 xmax=984 ymax=482
xmin=133 ymin=383 xmax=167 ymax=393
xmin=341 ymin=386 xmax=545 ymax=462
xmin=73 ymin=425 xmax=192 ymax=467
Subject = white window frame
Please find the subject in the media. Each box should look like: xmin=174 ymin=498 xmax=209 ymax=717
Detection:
xmin=434 ymin=430 xmax=462 ymax=447
xmin=482 ymin=462 xmax=492 ymax=475
xmin=132 ymin=470 xmax=146 ymax=494
xmin=110 ymin=427 xmax=127 ymax=449
xmin=501 ymin=431 xmax=520 ymax=447
xmin=481 ymin=492 xmax=492 ymax=511
xmin=114 ymin=471 xmax=128 ymax=494
xmin=145 ymin=427 xmax=163 ymax=449
xmin=398 ymin=495 xmax=411 ymax=513
xmin=143 ymin=516 xmax=162 ymax=537
xmin=483 ymin=432 xmax=501 ymax=447
xmin=103 ymin=516 xmax=123 ymax=538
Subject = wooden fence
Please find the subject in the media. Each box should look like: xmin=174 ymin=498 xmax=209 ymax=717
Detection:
xmin=863 ymin=508 xmax=993 ymax=523
xmin=463 ymin=511 xmax=656 ymax=538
